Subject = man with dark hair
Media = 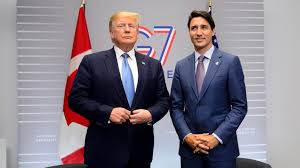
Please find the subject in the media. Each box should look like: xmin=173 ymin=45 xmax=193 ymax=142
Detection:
xmin=69 ymin=11 xmax=169 ymax=168
xmin=170 ymin=10 xmax=247 ymax=168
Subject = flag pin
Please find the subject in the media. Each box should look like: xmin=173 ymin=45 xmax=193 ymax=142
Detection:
xmin=215 ymin=61 xmax=219 ymax=65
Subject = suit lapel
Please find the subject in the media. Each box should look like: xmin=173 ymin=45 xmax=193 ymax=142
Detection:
xmin=104 ymin=48 xmax=128 ymax=105
xmin=187 ymin=53 xmax=199 ymax=99
xmin=198 ymin=49 xmax=222 ymax=102
xmin=131 ymin=52 xmax=147 ymax=109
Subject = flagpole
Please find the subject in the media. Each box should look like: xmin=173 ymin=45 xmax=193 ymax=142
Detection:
xmin=60 ymin=0 xmax=92 ymax=163
xmin=208 ymin=0 xmax=212 ymax=13
xmin=207 ymin=0 xmax=219 ymax=48
xmin=81 ymin=0 xmax=85 ymax=7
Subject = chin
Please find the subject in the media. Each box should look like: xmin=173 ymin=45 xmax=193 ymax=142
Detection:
xmin=195 ymin=44 xmax=205 ymax=49
xmin=126 ymin=41 xmax=137 ymax=45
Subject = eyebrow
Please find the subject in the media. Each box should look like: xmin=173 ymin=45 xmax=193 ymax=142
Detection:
xmin=190 ymin=24 xmax=209 ymax=28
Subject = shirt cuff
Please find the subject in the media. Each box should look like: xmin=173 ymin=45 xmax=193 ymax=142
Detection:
xmin=147 ymin=120 xmax=153 ymax=126
xmin=182 ymin=133 xmax=192 ymax=144
xmin=212 ymin=133 xmax=223 ymax=144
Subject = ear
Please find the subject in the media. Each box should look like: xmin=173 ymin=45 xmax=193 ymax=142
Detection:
xmin=110 ymin=30 xmax=114 ymax=40
xmin=212 ymin=28 xmax=216 ymax=36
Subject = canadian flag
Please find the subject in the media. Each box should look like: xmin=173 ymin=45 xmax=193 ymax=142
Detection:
xmin=59 ymin=0 xmax=91 ymax=164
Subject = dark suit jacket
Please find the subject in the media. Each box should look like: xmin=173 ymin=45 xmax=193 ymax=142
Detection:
xmin=170 ymin=48 xmax=247 ymax=161
xmin=68 ymin=48 xmax=169 ymax=167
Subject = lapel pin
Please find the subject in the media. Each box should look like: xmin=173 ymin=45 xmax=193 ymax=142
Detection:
xmin=215 ymin=61 xmax=219 ymax=65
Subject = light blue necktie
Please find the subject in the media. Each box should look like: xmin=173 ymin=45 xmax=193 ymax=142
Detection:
xmin=121 ymin=53 xmax=135 ymax=107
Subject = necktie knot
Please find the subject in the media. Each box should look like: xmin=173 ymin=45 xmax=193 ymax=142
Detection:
xmin=198 ymin=55 xmax=205 ymax=62
xmin=122 ymin=53 xmax=129 ymax=59
xmin=122 ymin=53 xmax=130 ymax=69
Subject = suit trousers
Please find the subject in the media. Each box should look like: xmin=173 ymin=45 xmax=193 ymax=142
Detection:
xmin=86 ymin=155 xmax=151 ymax=168
xmin=181 ymin=156 xmax=236 ymax=168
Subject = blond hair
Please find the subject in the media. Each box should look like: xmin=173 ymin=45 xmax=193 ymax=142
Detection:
xmin=109 ymin=11 xmax=140 ymax=31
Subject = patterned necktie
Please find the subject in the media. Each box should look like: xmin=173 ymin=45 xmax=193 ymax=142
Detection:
xmin=121 ymin=53 xmax=135 ymax=107
xmin=195 ymin=55 xmax=206 ymax=94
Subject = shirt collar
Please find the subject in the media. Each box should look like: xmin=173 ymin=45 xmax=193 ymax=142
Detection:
xmin=114 ymin=46 xmax=136 ymax=61
xmin=194 ymin=45 xmax=215 ymax=63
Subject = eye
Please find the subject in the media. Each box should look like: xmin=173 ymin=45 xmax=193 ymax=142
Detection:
xmin=116 ymin=24 xmax=126 ymax=29
xmin=128 ymin=24 xmax=137 ymax=29
xmin=200 ymin=25 xmax=209 ymax=30
xmin=191 ymin=26 xmax=198 ymax=31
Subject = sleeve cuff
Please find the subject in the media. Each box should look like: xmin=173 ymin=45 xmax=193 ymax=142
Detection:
xmin=212 ymin=133 xmax=223 ymax=144
xmin=182 ymin=133 xmax=192 ymax=144
xmin=147 ymin=120 xmax=153 ymax=126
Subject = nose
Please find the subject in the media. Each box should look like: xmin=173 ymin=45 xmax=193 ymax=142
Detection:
xmin=124 ymin=25 xmax=130 ymax=31
xmin=195 ymin=28 xmax=203 ymax=36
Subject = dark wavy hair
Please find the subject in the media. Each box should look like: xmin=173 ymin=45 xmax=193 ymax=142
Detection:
xmin=187 ymin=10 xmax=215 ymax=30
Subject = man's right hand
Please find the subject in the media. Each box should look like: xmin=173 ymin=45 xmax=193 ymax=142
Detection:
xmin=185 ymin=133 xmax=210 ymax=154
xmin=109 ymin=107 xmax=131 ymax=124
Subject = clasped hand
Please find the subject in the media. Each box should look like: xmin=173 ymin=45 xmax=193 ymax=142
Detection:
xmin=185 ymin=133 xmax=220 ymax=155
xmin=109 ymin=107 xmax=152 ymax=124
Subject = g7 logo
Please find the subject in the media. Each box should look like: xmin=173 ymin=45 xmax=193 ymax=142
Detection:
xmin=137 ymin=26 xmax=176 ymax=65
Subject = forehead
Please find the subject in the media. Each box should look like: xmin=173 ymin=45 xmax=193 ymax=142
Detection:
xmin=190 ymin=17 xmax=210 ymax=26
xmin=113 ymin=16 xmax=137 ymax=24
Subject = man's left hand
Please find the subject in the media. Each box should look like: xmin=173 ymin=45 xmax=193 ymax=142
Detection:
xmin=129 ymin=109 xmax=152 ymax=124
xmin=199 ymin=134 xmax=220 ymax=150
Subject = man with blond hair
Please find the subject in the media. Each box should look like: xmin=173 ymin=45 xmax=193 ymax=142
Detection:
xmin=69 ymin=11 xmax=169 ymax=168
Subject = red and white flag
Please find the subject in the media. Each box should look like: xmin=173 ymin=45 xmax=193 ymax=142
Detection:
xmin=59 ymin=0 xmax=91 ymax=164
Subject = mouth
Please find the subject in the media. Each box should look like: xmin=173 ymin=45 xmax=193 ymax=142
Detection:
xmin=195 ymin=38 xmax=205 ymax=42
xmin=123 ymin=36 xmax=132 ymax=39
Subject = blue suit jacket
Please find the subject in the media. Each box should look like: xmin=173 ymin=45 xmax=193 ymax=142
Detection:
xmin=170 ymin=48 xmax=247 ymax=161
xmin=68 ymin=48 xmax=169 ymax=167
